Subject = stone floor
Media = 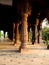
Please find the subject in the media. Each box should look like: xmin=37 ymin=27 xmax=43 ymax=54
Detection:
xmin=0 ymin=38 xmax=49 ymax=65
xmin=0 ymin=49 xmax=49 ymax=65
xmin=0 ymin=41 xmax=49 ymax=65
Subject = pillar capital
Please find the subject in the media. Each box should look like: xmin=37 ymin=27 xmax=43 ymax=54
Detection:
xmin=24 ymin=13 xmax=28 ymax=17
xmin=22 ymin=13 xmax=28 ymax=18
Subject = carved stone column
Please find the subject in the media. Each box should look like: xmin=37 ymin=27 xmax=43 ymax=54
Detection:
xmin=15 ymin=23 xmax=20 ymax=45
xmin=34 ymin=25 xmax=37 ymax=43
xmin=19 ymin=13 xmax=28 ymax=51
xmin=33 ymin=25 xmax=37 ymax=44
xmin=38 ymin=22 xmax=42 ymax=43
xmin=32 ymin=18 xmax=39 ymax=44
xmin=35 ymin=18 xmax=39 ymax=44
xmin=39 ymin=22 xmax=42 ymax=43
xmin=32 ymin=25 xmax=35 ymax=44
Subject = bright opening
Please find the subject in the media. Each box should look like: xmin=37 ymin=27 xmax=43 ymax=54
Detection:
xmin=42 ymin=18 xmax=49 ymax=28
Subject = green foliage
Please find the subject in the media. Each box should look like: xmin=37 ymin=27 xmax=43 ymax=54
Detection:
xmin=42 ymin=27 xmax=49 ymax=45
xmin=42 ymin=27 xmax=49 ymax=40
xmin=0 ymin=31 xmax=1 ymax=37
xmin=44 ymin=40 xmax=49 ymax=45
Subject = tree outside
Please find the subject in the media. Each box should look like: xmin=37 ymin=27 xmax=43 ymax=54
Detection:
xmin=42 ymin=27 xmax=49 ymax=45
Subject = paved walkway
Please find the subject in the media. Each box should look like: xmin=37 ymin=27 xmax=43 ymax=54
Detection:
xmin=0 ymin=39 xmax=49 ymax=65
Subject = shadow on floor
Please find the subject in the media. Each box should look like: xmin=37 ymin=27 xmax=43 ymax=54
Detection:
xmin=0 ymin=49 xmax=20 ymax=53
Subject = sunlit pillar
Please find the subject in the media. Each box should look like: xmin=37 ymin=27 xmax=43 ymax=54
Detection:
xmin=15 ymin=22 xmax=20 ymax=45
xmin=19 ymin=13 xmax=28 ymax=51
xmin=35 ymin=18 xmax=39 ymax=44
xmin=34 ymin=25 xmax=37 ymax=43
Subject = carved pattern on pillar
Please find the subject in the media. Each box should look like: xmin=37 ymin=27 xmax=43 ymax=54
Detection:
xmin=19 ymin=14 xmax=28 ymax=50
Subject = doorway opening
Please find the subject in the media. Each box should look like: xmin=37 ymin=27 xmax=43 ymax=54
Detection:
xmin=0 ymin=30 xmax=8 ymax=41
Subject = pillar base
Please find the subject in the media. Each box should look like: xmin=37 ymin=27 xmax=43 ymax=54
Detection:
xmin=19 ymin=47 xmax=28 ymax=53
xmin=39 ymin=37 xmax=43 ymax=43
xmin=19 ymin=43 xmax=28 ymax=52
xmin=32 ymin=41 xmax=34 ymax=45
xmin=14 ymin=40 xmax=20 ymax=45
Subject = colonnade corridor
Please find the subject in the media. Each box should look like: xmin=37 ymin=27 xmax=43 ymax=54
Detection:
xmin=0 ymin=0 xmax=49 ymax=65
xmin=0 ymin=36 xmax=47 ymax=51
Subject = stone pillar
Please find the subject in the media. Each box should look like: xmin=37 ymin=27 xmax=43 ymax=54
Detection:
xmin=38 ymin=27 xmax=40 ymax=43
xmin=19 ymin=13 xmax=28 ymax=51
xmin=28 ymin=26 xmax=30 ymax=42
xmin=32 ymin=25 xmax=35 ymax=44
xmin=33 ymin=25 xmax=37 ymax=44
xmin=13 ymin=22 xmax=15 ymax=42
xmin=39 ymin=22 xmax=42 ymax=43
xmin=32 ymin=18 xmax=39 ymax=44
xmin=34 ymin=25 xmax=37 ymax=43
xmin=15 ymin=23 xmax=20 ymax=45
xmin=38 ymin=22 xmax=42 ymax=43
xmin=35 ymin=18 xmax=39 ymax=44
